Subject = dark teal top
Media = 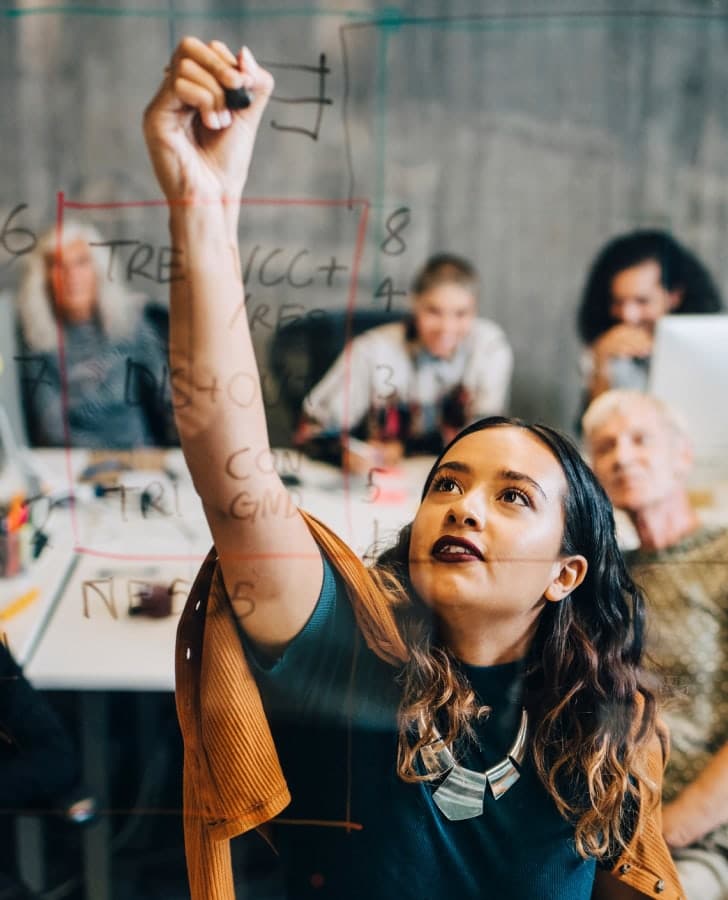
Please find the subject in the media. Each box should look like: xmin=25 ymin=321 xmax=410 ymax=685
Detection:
xmin=248 ymin=556 xmax=596 ymax=900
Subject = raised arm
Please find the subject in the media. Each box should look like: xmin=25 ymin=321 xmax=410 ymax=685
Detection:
xmin=143 ymin=38 xmax=322 ymax=654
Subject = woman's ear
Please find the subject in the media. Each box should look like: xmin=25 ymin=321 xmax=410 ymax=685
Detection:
xmin=544 ymin=555 xmax=588 ymax=603
xmin=667 ymin=286 xmax=684 ymax=312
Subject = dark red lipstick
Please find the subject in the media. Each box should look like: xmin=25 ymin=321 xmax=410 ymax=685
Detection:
xmin=431 ymin=535 xmax=484 ymax=562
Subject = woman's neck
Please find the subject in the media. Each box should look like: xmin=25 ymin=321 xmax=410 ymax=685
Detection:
xmin=438 ymin=608 xmax=537 ymax=666
xmin=631 ymin=489 xmax=700 ymax=552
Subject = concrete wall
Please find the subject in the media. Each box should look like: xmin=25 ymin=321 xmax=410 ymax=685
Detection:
xmin=2 ymin=0 xmax=728 ymax=442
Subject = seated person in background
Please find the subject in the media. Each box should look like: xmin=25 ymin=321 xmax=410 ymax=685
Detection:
xmin=577 ymin=230 xmax=723 ymax=403
xmin=298 ymin=253 xmax=513 ymax=471
xmin=14 ymin=221 xmax=176 ymax=448
xmin=0 ymin=642 xmax=95 ymax=899
xmin=583 ymin=389 xmax=728 ymax=900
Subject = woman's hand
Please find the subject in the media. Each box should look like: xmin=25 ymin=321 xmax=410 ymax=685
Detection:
xmin=591 ymin=323 xmax=654 ymax=363
xmin=587 ymin=323 xmax=654 ymax=398
xmin=661 ymin=798 xmax=702 ymax=849
xmin=143 ymin=37 xmax=274 ymax=206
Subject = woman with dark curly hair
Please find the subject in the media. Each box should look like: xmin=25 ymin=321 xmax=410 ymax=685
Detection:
xmin=577 ymin=230 xmax=723 ymax=402
xmin=144 ymin=38 xmax=682 ymax=900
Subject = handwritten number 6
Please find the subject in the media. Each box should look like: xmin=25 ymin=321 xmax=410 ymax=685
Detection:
xmin=1 ymin=204 xmax=36 ymax=265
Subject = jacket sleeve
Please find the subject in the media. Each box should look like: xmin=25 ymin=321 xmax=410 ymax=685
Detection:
xmin=175 ymin=551 xmax=291 ymax=900
xmin=607 ymin=728 xmax=684 ymax=899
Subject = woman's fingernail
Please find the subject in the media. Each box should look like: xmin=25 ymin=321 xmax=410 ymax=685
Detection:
xmin=208 ymin=111 xmax=221 ymax=129
xmin=242 ymin=45 xmax=259 ymax=76
xmin=219 ymin=109 xmax=232 ymax=127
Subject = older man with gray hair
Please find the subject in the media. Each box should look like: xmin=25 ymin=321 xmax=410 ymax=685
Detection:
xmin=583 ymin=389 xmax=728 ymax=900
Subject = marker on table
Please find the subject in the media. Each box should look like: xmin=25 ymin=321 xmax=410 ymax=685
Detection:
xmin=0 ymin=587 xmax=40 ymax=623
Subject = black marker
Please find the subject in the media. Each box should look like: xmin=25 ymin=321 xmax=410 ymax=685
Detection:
xmin=224 ymin=86 xmax=253 ymax=110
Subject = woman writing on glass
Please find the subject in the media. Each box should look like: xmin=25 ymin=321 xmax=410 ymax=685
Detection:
xmin=144 ymin=38 xmax=681 ymax=900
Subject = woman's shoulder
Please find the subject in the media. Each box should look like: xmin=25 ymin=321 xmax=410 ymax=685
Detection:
xmin=354 ymin=319 xmax=408 ymax=350
xmin=301 ymin=511 xmax=409 ymax=667
xmin=467 ymin=317 xmax=512 ymax=353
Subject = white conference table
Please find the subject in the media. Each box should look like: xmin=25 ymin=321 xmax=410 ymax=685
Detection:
xmin=25 ymin=448 xmax=430 ymax=691
xmin=0 ymin=450 xmax=89 ymax=665
xmin=17 ymin=447 xmax=429 ymax=900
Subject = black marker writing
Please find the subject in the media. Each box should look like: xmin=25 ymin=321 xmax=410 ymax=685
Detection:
xmin=374 ymin=277 xmax=407 ymax=311
xmin=365 ymin=468 xmax=388 ymax=504
xmin=228 ymin=486 xmax=300 ymax=522
xmin=103 ymin=482 xmax=180 ymax=522
xmin=225 ymin=447 xmax=251 ymax=481
xmin=241 ymin=245 xmax=348 ymax=290
xmin=167 ymin=366 xmax=259 ymax=411
xmin=247 ymin=302 xmax=328 ymax=336
xmin=89 ymin=240 xmax=185 ymax=285
xmin=269 ymin=53 xmax=332 ymax=141
xmin=229 ymin=580 xmax=256 ymax=620
xmin=381 ymin=207 xmax=410 ymax=256
xmin=374 ymin=364 xmax=397 ymax=401
xmin=82 ymin=578 xmax=118 ymax=620
xmin=0 ymin=204 xmax=36 ymax=267
xmin=124 ymin=358 xmax=169 ymax=408
xmin=225 ymin=447 xmax=303 ymax=481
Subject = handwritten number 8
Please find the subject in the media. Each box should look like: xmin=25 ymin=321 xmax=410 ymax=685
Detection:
xmin=380 ymin=207 xmax=410 ymax=256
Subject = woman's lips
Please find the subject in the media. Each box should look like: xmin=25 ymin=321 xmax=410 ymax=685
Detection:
xmin=431 ymin=535 xmax=484 ymax=562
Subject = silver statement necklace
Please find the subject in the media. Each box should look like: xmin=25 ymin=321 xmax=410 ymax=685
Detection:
xmin=418 ymin=708 xmax=528 ymax=821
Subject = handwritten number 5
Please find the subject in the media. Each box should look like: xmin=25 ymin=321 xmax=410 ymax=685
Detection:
xmin=365 ymin=467 xmax=387 ymax=503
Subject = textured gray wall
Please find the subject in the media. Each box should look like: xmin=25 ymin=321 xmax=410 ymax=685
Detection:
xmin=2 ymin=0 xmax=728 ymax=443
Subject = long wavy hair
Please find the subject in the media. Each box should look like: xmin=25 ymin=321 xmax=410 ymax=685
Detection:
xmin=372 ymin=416 xmax=660 ymax=860
xmin=577 ymin=229 xmax=723 ymax=345
xmin=15 ymin=220 xmax=145 ymax=353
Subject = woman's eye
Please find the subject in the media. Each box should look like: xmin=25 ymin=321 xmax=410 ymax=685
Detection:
xmin=433 ymin=476 xmax=459 ymax=493
xmin=501 ymin=488 xmax=530 ymax=507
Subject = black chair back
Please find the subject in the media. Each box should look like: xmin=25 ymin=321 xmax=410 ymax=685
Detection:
xmin=268 ymin=309 xmax=408 ymax=427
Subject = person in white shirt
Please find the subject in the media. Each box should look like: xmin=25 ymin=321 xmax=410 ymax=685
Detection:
xmin=299 ymin=254 xmax=513 ymax=471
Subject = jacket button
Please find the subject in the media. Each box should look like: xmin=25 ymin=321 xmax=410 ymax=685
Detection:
xmin=619 ymin=864 xmax=631 ymax=875
xmin=655 ymin=879 xmax=665 ymax=893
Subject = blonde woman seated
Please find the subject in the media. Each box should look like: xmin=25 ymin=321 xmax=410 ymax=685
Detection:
xmin=15 ymin=222 xmax=175 ymax=448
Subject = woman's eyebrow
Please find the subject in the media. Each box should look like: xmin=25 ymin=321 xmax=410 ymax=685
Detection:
xmin=497 ymin=469 xmax=547 ymax=500
xmin=432 ymin=460 xmax=472 ymax=477
xmin=433 ymin=462 xmax=548 ymax=501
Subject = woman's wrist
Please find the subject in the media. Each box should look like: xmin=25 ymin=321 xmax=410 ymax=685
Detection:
xmin=169 ymin=200 xmax=239 ymax=249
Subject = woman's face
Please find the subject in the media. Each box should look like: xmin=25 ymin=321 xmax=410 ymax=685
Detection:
xmin=45 ymin=238 xmax=98 ymax=323
xmin=608 ymin=259 xmax=682 ymax=331
xmin=409 ymin=426 xmax=578 ymax=623
xmin=412 ymin=282 xmax=476 ymax=359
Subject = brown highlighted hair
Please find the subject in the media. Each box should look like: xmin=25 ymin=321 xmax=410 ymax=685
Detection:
xmin=373 ymin=416 xmax=660 ymax=860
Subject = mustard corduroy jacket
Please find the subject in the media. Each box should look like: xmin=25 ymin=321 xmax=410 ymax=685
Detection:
xmin=175 ymin=512 xmax=683 ymax=899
